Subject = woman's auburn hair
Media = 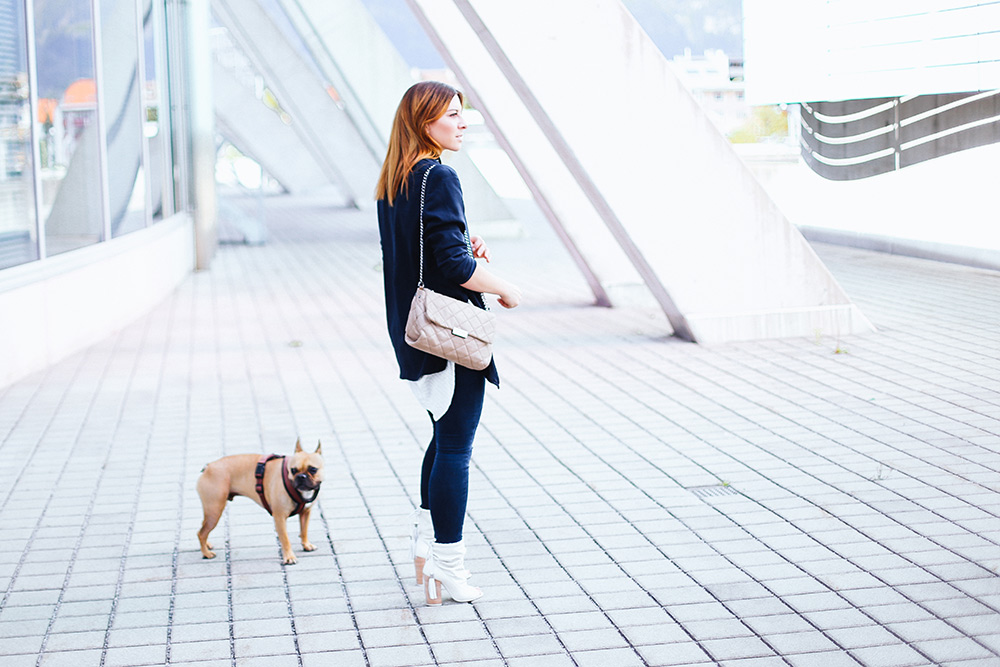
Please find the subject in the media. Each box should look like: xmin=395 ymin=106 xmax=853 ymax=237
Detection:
xmin=375 ymin=81 xmax=464 ymax=205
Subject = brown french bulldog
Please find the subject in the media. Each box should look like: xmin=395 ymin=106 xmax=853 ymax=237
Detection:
xmin=197 ymin=439 xmax=324 ymax=564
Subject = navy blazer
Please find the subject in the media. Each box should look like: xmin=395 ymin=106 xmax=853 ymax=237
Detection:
xmin=378 ymin=159 xmax=500 ymax=387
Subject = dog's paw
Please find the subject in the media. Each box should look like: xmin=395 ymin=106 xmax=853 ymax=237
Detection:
xmin=202 ymin=551 xmax=216 ymax=559
xmin=302 ymin=541 xmax=316 ymax=552
xmin=282 ymin=553 xmax=298 ymax=565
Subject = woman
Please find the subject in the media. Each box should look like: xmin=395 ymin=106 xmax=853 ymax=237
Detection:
xmin=376 ymin=81 xmax=521 ymax=605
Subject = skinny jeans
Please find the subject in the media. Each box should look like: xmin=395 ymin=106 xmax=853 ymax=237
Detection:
xmin=419 ymin=365 xmax=485 ymax=544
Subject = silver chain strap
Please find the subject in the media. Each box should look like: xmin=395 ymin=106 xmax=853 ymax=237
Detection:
xmin=417 ymin=164 xmax=434 ymax=288
xmin=416 ymin=164 xmax=489 ymax=310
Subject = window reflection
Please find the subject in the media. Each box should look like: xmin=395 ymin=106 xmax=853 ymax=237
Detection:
xmin=143 ymin=0 xmax=171 ymax=220
xmin=34 ymin=0 xmax=104 ymax=256
xmin=0 ymin=0 xmax=38 ymax=268
xmin=102 ymin=0 xmax=147 ymax=237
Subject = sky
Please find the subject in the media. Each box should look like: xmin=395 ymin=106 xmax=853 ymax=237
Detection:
xmin=358 ymin=0 xmax=744 ymax=70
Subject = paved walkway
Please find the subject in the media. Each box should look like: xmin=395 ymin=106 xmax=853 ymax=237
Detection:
xmin=1 ymin=193 xmax=998 ymax=667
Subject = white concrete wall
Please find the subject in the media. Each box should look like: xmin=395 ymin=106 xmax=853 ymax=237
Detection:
xmin=745 ymin=1 xmax=1000 ymax=104
xmin=0 ymin=215 xmax=195 ymax=389
xmin=746 ymin=142 xmax=1000 ymax=270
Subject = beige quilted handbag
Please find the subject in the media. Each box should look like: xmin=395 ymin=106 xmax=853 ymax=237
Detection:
xmin=404 ymin=165 xmax=496 ymax=371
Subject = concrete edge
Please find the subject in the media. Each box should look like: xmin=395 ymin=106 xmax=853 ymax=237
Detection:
xmin=799 ymin=225 xmax=1000 ymax=273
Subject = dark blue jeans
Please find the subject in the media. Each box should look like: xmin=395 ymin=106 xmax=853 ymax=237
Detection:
xmin=419 ymin=365 xmax=485 ymax=544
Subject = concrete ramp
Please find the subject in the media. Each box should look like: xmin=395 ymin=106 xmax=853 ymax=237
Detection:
xmin=409 ymin=0 xmax=875 ymax=343
xmin=213 ymin=0 xmax=379 ymax=206
xmin=278 ymin=0 xmax=515 ymax=227
xmin=212 ymin=58 xmax=331 ymax=195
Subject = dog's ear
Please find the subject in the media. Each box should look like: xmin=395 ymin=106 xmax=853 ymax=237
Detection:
xmin=295 ymin=438 xmax=303 ymax=453
xmin=314 ymin=440 xmax=323 ymax=455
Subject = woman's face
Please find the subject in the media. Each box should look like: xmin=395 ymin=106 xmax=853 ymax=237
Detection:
xmin=425 ymin=95 xmax=466 ymax=153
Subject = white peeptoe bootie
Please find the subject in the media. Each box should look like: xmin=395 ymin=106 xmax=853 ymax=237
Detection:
xmin=424 ymin=540 xmax=482 ymax=605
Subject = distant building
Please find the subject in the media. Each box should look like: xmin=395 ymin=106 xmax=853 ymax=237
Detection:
xmin=670 ymin=48 xmax=748 ymax=135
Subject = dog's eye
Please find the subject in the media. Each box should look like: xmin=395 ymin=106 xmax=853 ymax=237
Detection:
xmin=290 ymin=467 xmax=298 ymax=475
xmin=308 ymin=467 xmax=318 ymax=475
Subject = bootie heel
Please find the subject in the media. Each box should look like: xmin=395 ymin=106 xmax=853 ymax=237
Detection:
xmin=409 ymin=508 xmax=433 ymax=585
xmin=425 ymin=575 xmax=443 ymax=606
xmin=424 ymin=540 xmax=482 ymax=605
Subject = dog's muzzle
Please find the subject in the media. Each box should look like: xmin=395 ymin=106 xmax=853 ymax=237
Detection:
xmin=295 ymin=475 xmax=320 ymax=491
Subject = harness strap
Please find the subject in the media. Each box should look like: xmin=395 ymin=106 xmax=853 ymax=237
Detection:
xmin=255 ymin=454 xmax=283 ymax=516
xmin=255 ymin=454 xmax=318 ymax=517
xmin=281 ymin=457 xmax=309 ymax=518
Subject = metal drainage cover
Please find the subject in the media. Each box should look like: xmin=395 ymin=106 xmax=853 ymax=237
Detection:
xmin=687 ymin=484 xmax=740 ymax=499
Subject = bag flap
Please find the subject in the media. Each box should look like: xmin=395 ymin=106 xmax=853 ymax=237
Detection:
xmin=422 ymin=288 xmax=496 ymax=344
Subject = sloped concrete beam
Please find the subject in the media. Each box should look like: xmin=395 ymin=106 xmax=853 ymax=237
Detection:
xmin=278 ymin=0 xmax=516 ymax=228
xmin=410 ymin=0 xmax=875 ymax=343
xmin=212 ymin=60 xmax=331 ymax=194
xmin=213 ymin=0 xmax=379 ymax=207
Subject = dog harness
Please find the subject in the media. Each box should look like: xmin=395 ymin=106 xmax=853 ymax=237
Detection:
xmin=254 ymin=454 xmax=318 ymax=517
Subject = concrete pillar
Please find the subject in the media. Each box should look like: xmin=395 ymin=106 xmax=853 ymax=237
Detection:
xmin=183 ymin=0 xmax=217 ymax=270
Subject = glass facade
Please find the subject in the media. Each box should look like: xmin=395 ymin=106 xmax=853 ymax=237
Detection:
xmin=0 ymin=0 xmax=176 ymax=270
xmin=0 ymin=0 xmax=36 ymax=268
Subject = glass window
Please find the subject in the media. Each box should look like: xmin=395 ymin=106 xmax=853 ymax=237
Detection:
xmin=143 ymin=0 xmax=171 ymax=220
xmin=0 ymin=0 xmax=38 ymax=269
xmin=33 ymin=0 xmax=104 ymax=256
xmin=101 ymin=0 xmax=147 ymax=237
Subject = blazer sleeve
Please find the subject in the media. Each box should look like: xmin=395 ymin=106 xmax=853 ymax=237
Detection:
xmin=422 ymin=165 xmax=477 ymax=285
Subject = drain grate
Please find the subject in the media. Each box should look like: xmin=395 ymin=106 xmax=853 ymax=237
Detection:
xmin=687 ymin=484 xmax=740 ymax=499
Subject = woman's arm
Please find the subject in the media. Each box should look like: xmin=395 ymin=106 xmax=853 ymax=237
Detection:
xmin=461 ymin=264 xmax=521 ymax=309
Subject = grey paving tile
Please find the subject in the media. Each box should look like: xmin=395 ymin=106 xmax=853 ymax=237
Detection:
xmin=504 ymin=654 xmax=575 ymax=667
xmin=493 ymin=632 xmax=565 ymax=658
xmin=912 ymin=637 xmax=996 ymax=663
xmin=719 ymin=658 xmax=790 ymax=667
xmin=634 ymin=640 xmax=713 ymax=666
xmin=543 ymin=611 xmax=615 ymax=633
xmin=37 ymin=649 xmax=106 ymax=666
xmin=848 ymin=643 xmax=934 ymax=666
xmin=167 ymin=639 xmax=232 ymax=663
xmin=572 ymin=647 xmax=646 ymax=666
xmin=484 ymin=616 xmax=551 ymax=639
xmin=936 ymin=659 xmax=1000 ymax=667
xmin=864 ymin=603 xmax=936 ymax=624
xmin=701 ymin=636 xmax=777 ymax=661
xmin=763 ymin=630 xmax=841 ymax=654
xmin=364 ymin=643 xmax=434 ymax=667
xmin=800 ymin=609 xmax=874 ymax=631
xmin=428 ymin=638 xmax=501 ymax=663
xmin=235 ymin=655 xmax=302 ymax=667
xmin=234 ymin=635 xmax=298 ymax=659
xmin=682 ymin=618 xmax=755 ymax=641
xmin=557 ymin=628 xmax=631 ymax=652
xmin=784 ymin=650 xmax=864 ymax=667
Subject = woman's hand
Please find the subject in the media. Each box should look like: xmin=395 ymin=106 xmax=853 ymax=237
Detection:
xmin=497 ymin=283 xmax=522 ymax=309
xmin=470 ymin=235 xmax=491 ymax=263
xmin=460 ymin=256 xmax=520 ymax=308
